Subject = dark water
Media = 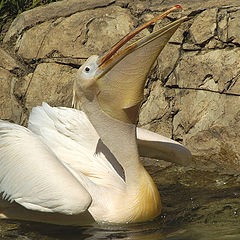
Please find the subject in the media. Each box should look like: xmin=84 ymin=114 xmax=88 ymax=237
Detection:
xmin=1 ymin=220 xmax=240 ymax=240
xmin=1 ymin=163 xmax=240 ymax=240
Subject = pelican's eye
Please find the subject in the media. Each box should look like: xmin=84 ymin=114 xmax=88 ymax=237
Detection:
xmin=85 ymin=66 xmax=90 ymax=73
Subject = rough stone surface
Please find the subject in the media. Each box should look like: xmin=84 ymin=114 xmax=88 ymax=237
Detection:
xmin=0 ymin=48 xmax=19 ymax=71
xmin=157 ymin=43 xmax=181 ymax=83
xmin=139 ymin=81 xmax=172 ymax=138
xmin=173 ymin=89 xmax=240 ymax=172
xmin=0 ymin=68 xmax=22 ymax=123
xmin=228 ymin=9 xmax=240 ymax=44
xmin=1 ymin=0 xmax=240 ymax=175
xmin=150 ymin=0 xmax=240 ymax=10
xmin=17 ymin=20 xmax=55 ymax=59
xmin=167 ymin=49 xmax=240 ymax=94
xmin=25 ymin=63 xmax=76 ymax=110
xmin=190 ymin=8 xmax=217 ymax=45
xmin=17 ymin=6 xmax=135 ymax=60
xmin=3 ymin=0 xmax=115 ymax=43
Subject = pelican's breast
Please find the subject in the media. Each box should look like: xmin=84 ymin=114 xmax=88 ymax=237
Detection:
xmin=128 ymin=166 xmax=162 ymax=223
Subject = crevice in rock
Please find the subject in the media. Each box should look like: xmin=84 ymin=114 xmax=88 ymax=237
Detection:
xmin=42 ymin=56 xmax=88 ymax=66
xmin=224 ymin=73 xmax=240 ymax=92
xmin=182 ymin=41 xmax=239 ymax=53
xmin=53 ymin=61 xmax=81 ymax=69
xmin=174 ymin=137 xmax=183 ymax=143
xmin=139 ymin=110 xmax=170 ymax=128
xmin=166 ymin=85 xmax=240 ymax=97
xmin=81 ymin=17 xmax=96 ymax=46
xmin=9 ymin=68 xmax=26 ymax=78
xmin=231 ymin=42 xmax=240 ymax=47
xmin=22 ymin=61 xmax=45 ymax=102
xmin=89 ymin=0 xmax=116 ymax=10
xmin=188 ymin=9 xmax=206 ymax=18
xmin=115 ymin=0 xmax=129 ymax=9
xmin=196 ymin=36 xmax=215 ymax=48
xmin=215 ymin=8 xmax=221 ymax=38
xmin=22 ymin=27 xmax=52 ymax=102
xmin=170 ymin=109 xmax=179 ymax=140
xmin=172 ymin=122 xmax=185 ymax=139
xmin=141 ymin=79 xmax=152 ymax=105
xmin=35 ymin=19 xmax=64 ymax=60
xmin=165 ymin=30 xmax=191 ymax=138
xmin=226 ymin=7 xmax=240 ymax=13
xmin=198 ymin=74 xmax=214 ymax=88
xmin=19 ymin=18 xmax=67 ymax=100
xmin=163 ymin=43 xmax=185 ymax=86
xmin=140 ymin=65 xmax=159 ymax=107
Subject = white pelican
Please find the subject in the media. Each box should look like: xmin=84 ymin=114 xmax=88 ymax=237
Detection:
xmin=0 ymin=6 xmax=191 ymax=225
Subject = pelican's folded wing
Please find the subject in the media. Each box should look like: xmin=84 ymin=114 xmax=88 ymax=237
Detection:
xmin=0 ymin=120 xmax=92 ymax=215
xmin=136 ymin=127 xmax=192 ymax=166
xmin=28 ymin=103 xmax=125 ymax=190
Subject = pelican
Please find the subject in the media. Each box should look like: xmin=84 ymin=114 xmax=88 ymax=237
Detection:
xmin=0 ymin=6 xmax=191 ymax=225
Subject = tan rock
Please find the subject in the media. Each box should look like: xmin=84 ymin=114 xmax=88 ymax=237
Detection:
xmin=17 ymin=6 xmax=135 ymax=59
xmin=157 ymin=43 xmax=180 ymax=82
xmin=167 ymin=49 xmax=240 ymax=94
xmin=205 ymin=38 xmax=224 ymax=49
xmin=190 ymin=8 xmax=217 ymax=45
xmin=0 ymin=48 xmax=19 ymax=71
xmin=0 ymin=68 xmax=22 ymax=123
xmin=227 ymin=74 xmax=240 ymax=95
xmin=217 ymin=10 xmax=228 ymax=42
xmin=139 ymin=81 xmax=169 ymax=125
xmin=199 ymin=76 xmax=218 ymax=91
xmin=150 ymin=0 xmax=240 ymax=11
xmin=14 ymin=73 xmax=32 ymax=100
xmin=85 ymin=7 xmax=135 ymax=54
xmin=139 ymin=118 xmax=173 ymax=139
xmin=3 ymin=0 xmax=115 ymax=42
xmin=17 ymin=20 xmax=54 ymax=59
xmin=25 ymin=63 xmax=77 ymax=110
xmin=228 ymin=10 xmax=240 ymax=44
xmin=128 ymin=1 xmax=150 ymax=15
xmin=153 ymin=12 xmax=189 ymax=45
xmin=173 ymin=90 xmax=224 ymax=139
xmin=141 ymin=13 xmax=155 ymax=23
xmin=217 ymin=8 xmax=240 ymax=44
xmin=182 ymin=43 xmax=201 ymax=51
xmin=169 ymin=22 xmax=188 ymax=44
xmin=172 ymin=89 xmax=240 ymax=173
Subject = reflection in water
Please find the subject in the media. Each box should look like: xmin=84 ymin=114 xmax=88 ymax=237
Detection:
xmin=83 ymin=222 xmax=165 ymax=240
xmin=0 ymin=167 xmax=240 ymax=240
xmin=1 ymin=219 xmax=240 ymax=240
xmin=0 ymin=220 xmax=165 ymax=240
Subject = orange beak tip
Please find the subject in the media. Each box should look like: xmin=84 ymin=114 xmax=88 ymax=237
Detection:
xmin=174 ymin=4 xmax=183 ymax=10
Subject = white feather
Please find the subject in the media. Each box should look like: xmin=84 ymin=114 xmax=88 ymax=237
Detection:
xmin=136 ymin=128 xmax=192 ymax=166
xmin=28 ymin=103 xmax=125 ymax=190
xmin=0 ymin=120 xmax=92 ymax=215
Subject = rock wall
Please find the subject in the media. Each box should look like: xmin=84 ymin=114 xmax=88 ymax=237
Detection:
xmin=0 ymin=0 xmax=240 ymax=174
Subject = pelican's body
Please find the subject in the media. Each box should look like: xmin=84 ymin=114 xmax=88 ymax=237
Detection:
xmin=0 ymin=6 xmax=191 ymax=225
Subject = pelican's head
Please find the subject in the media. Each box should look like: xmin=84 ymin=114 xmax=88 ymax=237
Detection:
xmin=73 ymin=5 xmax=187 ymax=124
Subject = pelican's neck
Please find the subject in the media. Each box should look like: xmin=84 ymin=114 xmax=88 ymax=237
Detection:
xmin=80 ymin=95 xmax=141 ymax=186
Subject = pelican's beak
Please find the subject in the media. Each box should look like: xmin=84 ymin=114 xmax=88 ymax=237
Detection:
xmin=94 ymin=6 xmax=187 ymax=124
